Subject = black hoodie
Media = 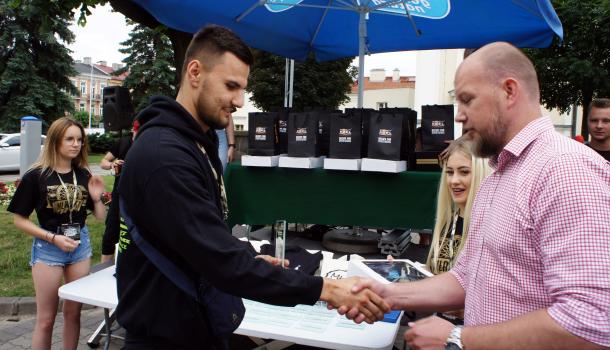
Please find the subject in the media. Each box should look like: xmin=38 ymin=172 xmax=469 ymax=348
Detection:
xmin=116 ymin=96 xmax=323 ymax=349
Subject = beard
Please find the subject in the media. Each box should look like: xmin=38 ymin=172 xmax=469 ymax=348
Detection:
xmin=472 ymin=108 xmax=506 ymax=158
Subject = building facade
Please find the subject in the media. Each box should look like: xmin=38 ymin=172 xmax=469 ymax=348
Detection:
xmin=69 ymin=57 xmax=126 ymax=128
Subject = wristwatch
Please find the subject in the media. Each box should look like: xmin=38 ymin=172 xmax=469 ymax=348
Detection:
xmin=228 ymin=143 xmax=236 ymax=148
xmin=445 ymin=325 xmax=464 ymax=350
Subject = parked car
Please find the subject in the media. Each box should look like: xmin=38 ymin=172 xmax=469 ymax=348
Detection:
xmin=0 ymin=133 xmax=46 ymax=171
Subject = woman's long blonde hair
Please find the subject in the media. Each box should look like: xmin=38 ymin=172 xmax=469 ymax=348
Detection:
xmin=426 ymin=137 xmax=491 ymax=274
xmin=31 ymin=117 xmax=90 ymax=175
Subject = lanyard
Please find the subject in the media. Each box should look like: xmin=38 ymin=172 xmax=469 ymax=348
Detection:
xmin=197 ymin=144 xmax=229 ymax=221
xmin=447 ymin=211 xmax=460 ymax=262
xmin=56 ymin=170 xmax=79 ymax=223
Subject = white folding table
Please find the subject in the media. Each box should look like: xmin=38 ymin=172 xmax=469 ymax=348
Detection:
xmin=59 ymin=265 xmax=400 ymax=350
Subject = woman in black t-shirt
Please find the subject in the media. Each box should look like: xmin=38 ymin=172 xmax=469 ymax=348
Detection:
xmin=8 ymin=117 xmax=106 ymax=350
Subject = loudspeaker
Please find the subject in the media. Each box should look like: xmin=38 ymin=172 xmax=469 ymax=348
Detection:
xmin=103 ymin=86 xmax=134 ymax=131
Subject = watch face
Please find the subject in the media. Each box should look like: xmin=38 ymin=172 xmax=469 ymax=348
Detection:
xmin=445 ymin=343 xmax=461 ymax=350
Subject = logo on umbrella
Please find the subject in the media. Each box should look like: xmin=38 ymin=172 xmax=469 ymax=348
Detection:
xmin=265 ymin=0 xmax=451 ymax=19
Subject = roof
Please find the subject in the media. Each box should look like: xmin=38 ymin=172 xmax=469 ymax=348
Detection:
xmin=73 ymin=62 xmax=109 ymax=76
xmin=351 ymin=76 xmax=415 ymax=93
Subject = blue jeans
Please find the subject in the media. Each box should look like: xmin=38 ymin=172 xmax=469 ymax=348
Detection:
xmin=30 ymin=226 xmax=92 ymax=267
xmin=216 ymin=129 xmax=228 ymax=172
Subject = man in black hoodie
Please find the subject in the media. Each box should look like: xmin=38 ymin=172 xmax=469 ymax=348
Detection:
xmin=116 ymin=25 xmax=389 ymax=349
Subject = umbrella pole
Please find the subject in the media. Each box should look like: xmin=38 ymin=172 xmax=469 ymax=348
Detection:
xmin=283 ymin=58 xmax=295 ymax=108
xmin=357 ymin=11 xmax=366 ymax=109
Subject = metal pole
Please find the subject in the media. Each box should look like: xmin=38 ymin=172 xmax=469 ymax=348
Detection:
xmin=284 ymin=59 xmax=290 ymax=108
xmin=357 ymin=12 xmax=366 ymax=108
xmin=289 ymin=59 xmax=294 ymax=108
xmin=89 ymin=61 xmax=93 ymax=129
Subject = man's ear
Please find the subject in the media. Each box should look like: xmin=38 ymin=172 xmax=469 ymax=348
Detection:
xmin=186 ymin=59 xmax=202 ymax=87
xmin=502 ymin=77 xmax=519 ymax=107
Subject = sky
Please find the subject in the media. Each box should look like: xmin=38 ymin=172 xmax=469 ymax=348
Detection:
xmin=68 ymin=4 xmax=417 ymax=76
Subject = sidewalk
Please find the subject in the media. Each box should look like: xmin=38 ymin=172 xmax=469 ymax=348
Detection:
xmin=0 ymin=308 xmax=124 ymax=350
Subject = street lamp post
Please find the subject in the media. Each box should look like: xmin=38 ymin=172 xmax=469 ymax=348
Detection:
xmin=88 ymin=61 xmax=93 ymax=129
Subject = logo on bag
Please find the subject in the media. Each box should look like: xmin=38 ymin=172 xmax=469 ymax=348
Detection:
xmin=255 ymin=127 xmax=267 ymax=141
xmin=431 ymin=120 xmax=445 ymax=135
xmin=279 ymin=120 xmax=287 ymax=133
xmin=339 ymin=128 xmax=352 ymax=143
xmin=296 ymin=127 xmax=308 ymax=142
xmin=378 ymin=128 xmax=392 ymax=144
xmin=265 ymin=0 xmax=451 ymax=19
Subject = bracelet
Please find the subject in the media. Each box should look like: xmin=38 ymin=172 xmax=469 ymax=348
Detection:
xmin=228 ymin=144 xmax=236 ymax=148
xmin=51 ymin=233 xmax=56 ymax=243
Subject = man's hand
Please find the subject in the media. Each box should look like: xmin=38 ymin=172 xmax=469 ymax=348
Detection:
xmin=255 ymin=254 xmax=290 ymax=267
xmin=321 ymin=277 xmax=390 ymax=324
xmin=404 ymin=315 xmax=454 ymax=350
xmin=334 ymin=279 xmax=393 ymax=322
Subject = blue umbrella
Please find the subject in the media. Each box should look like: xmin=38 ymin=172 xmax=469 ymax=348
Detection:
xmin=130 ymin=0 xmax=563 ymax=107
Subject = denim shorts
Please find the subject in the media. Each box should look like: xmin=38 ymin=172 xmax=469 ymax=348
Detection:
xmin=30 ymin=226 xmax=92 ymax=267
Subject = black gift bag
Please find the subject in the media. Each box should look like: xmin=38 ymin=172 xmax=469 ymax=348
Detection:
xmin=380 ymin=107 xmax=417 ymax=168
xmin=272 ymin=107 xmax=290 ymax=154
xmin=345 ymin=108 xmax=375 ymax=156
xmin=421 ymin=104 xmax=454 ymax=151
xmin=329 ymin=112 xmax=363 ymax=159
xmin=287 ymin=112 xmax=321 ymax=157
xmin=367 ymin=112 xmax=408 ymax=161
xmin=317 ymin=111 xmax=331 ymax=156
xmin=248 ymin=112 xmax=279 ymax=156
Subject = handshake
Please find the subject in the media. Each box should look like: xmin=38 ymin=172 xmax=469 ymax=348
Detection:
xmin=320 ymin=276 xmax=391 ymax=324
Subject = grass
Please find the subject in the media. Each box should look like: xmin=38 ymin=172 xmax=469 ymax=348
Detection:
xmin=0 ymin=175 xmax=115 ymax=296
xmin=88 ymin=153 xmax=105 ymax=165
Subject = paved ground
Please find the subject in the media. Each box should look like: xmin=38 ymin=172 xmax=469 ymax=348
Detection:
xmin=0 ymin=308 xmax=124 ymax=350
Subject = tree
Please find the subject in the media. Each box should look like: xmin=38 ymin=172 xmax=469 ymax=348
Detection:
xmin=0 ymin=0 xmax=78 ymax=132
xmin=115 ymin=21 xmax=177 ymax=112
xmin=71 ymin=110 xmax=90 ymax=126
xmin=525 ymin=0 xmax=610 ymax=138
xmin=247 ymin=51 xmax=358 ymax=111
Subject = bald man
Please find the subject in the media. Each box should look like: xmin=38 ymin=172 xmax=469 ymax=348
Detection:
xmin=344 ymin=42 xmax=610 ymax=350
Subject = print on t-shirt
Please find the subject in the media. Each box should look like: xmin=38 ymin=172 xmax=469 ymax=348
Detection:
xmin=46 ymin=183 xmax=88 ymax=215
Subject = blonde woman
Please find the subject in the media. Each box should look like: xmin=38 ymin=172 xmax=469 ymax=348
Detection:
xmin=426 ymin=137 xmax=491 ymax=323
xmin=8 ymin=117 xmax=106 ymax=350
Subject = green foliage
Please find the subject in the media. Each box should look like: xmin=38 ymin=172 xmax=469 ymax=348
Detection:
xmin=71 ymin=110 xmax=90 ymax=126
xmin=116 ymin=21 xmax=177 ymax=112
xmin=525 ymin=0 xmax=610 ymax=136
xmin=247 ymin=51 xmax=357 ymax=111
xmin=0 ymin=0 xmax=79 ymax=132
xmin=88 ymin=132 xmax=116 ymax=153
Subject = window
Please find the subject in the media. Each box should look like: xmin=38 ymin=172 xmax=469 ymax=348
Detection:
xmin=100 ymin=83 xmax=106 ymax=98
xmin=80 ymin=103 xmax=85 ymax=111
xmin=91 ymin=82 xmax=96 ymax=95
xmin=376 ymin=102 xmax=388 ymax=109
xmin=5 ymin=136 xmax=20 ymax=146
xmin=80 ymin=82 xmax=86 ymax=95
xmin=235 ymin=124 xmax=244 ymax=131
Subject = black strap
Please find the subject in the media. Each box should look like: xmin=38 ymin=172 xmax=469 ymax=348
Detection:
xmin=119 ymin=197 xmax=199 ymax=302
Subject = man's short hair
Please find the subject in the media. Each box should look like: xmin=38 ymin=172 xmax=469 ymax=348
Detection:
xmin=588 ymin=98 xmax=610 ymax=116
xmin=181 ymin=24 xmax=254 ymax=77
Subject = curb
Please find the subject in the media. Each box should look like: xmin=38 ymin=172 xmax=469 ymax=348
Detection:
xmin=0 ymin=297 xmax=96 ymax=317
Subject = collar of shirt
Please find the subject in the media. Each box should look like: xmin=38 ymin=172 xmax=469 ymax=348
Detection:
xmin=490 ymin=117 xmax=552 ymax=170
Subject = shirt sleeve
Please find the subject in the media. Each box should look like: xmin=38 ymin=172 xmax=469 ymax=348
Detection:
xmin=532 ymin=153 xmax=610 ymax=347
xmin=7 ymin=169 xmax=39 ymax=218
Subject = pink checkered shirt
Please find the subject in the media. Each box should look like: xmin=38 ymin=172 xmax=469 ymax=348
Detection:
xmin=450 ymin=117 xmax=610 ymax=346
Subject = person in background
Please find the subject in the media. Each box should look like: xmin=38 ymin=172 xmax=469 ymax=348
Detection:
xmin=216 ymin=115 xmax=236 ymax=172
xmin=586 ymin=98 xmax=610 ymax=161
xmin=7 ymin=117 xmax=106 ymax=350
xmin=426 ymin=136 xmax=491 ymax=324
xmin=99 ymin=120 xmax=140 ymax=263
xmin=344 ymin=42 xmax=609 ymax=350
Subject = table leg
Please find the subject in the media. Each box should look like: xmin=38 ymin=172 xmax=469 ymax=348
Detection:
xmin=103 ymin=308 xmax=111 ymax=350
